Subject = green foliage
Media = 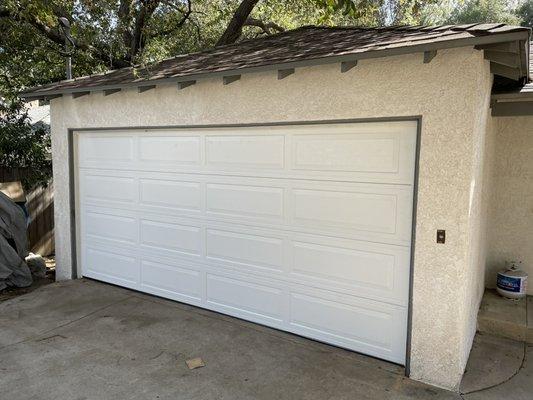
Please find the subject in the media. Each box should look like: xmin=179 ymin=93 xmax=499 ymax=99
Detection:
xmin=0 ymin=100 xmax=52 ymax=189
xmin=0 ymin=0 xmax=438 ymax=183
xmin=446 ymin=0 xmax=520 ymax=25
xmin=0 ymin=0 xmax=442 ymax=100
xmin=517 ymin=0 xmax=533 ymax=28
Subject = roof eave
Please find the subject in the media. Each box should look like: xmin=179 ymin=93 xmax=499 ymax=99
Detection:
xmin=20 ymin=29 xmax=531 ymax=101
xmin=491 ymin=97 xmax=533 ymax=116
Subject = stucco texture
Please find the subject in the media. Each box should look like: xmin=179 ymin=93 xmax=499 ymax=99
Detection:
xmin=49 ymin=47 xmax=492 ymax=390
xmin=486 ymin=116 xmax=533 ymax=295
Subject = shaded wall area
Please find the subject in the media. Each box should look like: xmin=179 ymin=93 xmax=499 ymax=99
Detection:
xmin=0 ymin=167 xmax=54 ymax=256
xmin=486 ymin=116 xmax=533 ymax=295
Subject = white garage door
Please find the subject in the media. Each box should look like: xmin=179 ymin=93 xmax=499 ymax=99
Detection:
xmin=75 ymin=121 xmax=417 ymax=364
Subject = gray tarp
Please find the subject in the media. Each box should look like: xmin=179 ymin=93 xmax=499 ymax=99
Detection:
xmin=0 ymin=191 xmax=32 ymax=291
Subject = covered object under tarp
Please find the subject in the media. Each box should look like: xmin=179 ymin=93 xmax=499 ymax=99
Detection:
xmin=0 ymin=191 xmax=31 ymax=291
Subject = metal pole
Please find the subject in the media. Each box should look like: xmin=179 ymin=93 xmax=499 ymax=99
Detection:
xmin=58 ymin=17 xmax=73 ymax=80
xmin=65 ymin=35 xmax=72 ymax=80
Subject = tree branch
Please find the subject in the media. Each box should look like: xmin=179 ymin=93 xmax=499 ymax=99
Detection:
xmin=216 ymin=0 xmax=261 ymax=46
xmin=0 ymin=6 xmax=130 ymax=68
xmin=118 ymin=0 xmax=134 ymax=51
xmin=130 ymin=0 xmax=160 ymax=60
xmin=155 ymin=0 xmax=192 ymax=37
xmin=244 ymin=17 xmax=284 ymax=35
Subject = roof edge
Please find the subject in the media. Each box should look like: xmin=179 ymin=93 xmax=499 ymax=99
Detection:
xmin=20 ymin=29 xmax=530 ymax=101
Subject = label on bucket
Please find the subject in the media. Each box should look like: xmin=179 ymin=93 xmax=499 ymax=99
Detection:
xmin=497 ymin=274 xmax=522 ymax=293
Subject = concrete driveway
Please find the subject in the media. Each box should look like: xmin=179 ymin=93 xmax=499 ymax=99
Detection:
xmin=0 ymin=279 xmax=528 ymax=399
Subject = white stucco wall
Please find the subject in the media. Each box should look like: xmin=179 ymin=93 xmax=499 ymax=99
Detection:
xmin=486 ymin=116 xmax=533 ymax=294
xmin=49 ymin=47 xmax=492 ymax=390
xmin=459 ymin=84 xmax=495 ymax=370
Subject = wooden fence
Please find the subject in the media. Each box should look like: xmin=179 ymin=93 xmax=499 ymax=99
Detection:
xmin=0 ymin=167 xmax=54 ymax=256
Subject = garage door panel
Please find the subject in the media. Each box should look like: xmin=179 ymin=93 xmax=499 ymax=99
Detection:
xmin=79 ymin=134 xmax=134 ymax=164
xmin=85 ymin=211 xmax=137 ymax=245
xmin=77 ymin=121 xmax=416 ymax=364
xmin=138 ymin=136 xmax=201 ymax=165
xmin=206 ymin=135 xmax=285 ymax=170
xmin=81 ymin=174 xmax=136 ymax=204
xmin=140 ymin=259 xmax=203 ymax=302
xmin=290 ymin=240 xmax=409 ymax=305
xmin=206 ymin=183 xmax=284 ymax=220
xmin=292 ymin=134 xmax=399 ymax=173
xmin=291 ymin=185 xmax=412 ymax=243
xmin=206 ymin=229 xmax=285 ymax=273
xmin=289 ymin=292 xmax=407 ymax=363
xmin=84 ymin=247 xmax=139 ymax=289
xmin=80 ymin=171 xmax=411 ymax=246
xmin=206 ymin=274 xmax=285 ymax=325
xmin=77 ymin=124 xmax=415 ymax=184
xmin=139 ymin=179 xmax=202 ymax=212
xmin=292 ymin=188 xmax=396 ymax=231
xmin=140 ymin=219 xmax=203 ymax=257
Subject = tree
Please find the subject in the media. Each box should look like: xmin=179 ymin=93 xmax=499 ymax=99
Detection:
xmin=517 ymin=0 xmax=533 ymax=29
xmin=0 ymin=1 xmax=437 ymax=98
xmin=0 ymin=0 xmax=437 ymax=188
xmin=0 ymin=101 xmax=52 ymax=189
xmin=445 ymin=0 xmax=520 ymax=25
xmin=217 ymin=0 xmax=262 ymax=46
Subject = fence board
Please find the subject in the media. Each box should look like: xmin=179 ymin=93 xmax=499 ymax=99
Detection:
xmin=0 ymin=167 xmax=54 ymax=256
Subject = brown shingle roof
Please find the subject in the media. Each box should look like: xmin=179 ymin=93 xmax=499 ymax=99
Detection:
xmin=20 ymin=24 xmax=530 ymax=99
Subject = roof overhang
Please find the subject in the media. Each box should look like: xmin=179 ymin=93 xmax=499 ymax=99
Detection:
xmin=491 ymin=86 xmax=533 ymax=116
xmin=475 ymin=39 xmax=530 ymax=82
xmin=20 ymin=29 xmax=531 ymax=102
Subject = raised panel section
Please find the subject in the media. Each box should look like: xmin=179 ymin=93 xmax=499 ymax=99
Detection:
xmin=206 ymin=135 xmax=284 ymax=169
xmin=139 ymin=136 xmax=200 ymax=164
xmin=85 ymin=248 xmax=139 ymax=287
xmin=293 ymin=134 xmax=399 ymax=173
xmin=140 ymin=220 xmax=202 ymax=256
xmin=82 ymin=175 xmax=136 ymax=203
xmin=79 ymin=135 xmax=133 ymax=163
xmin=207 ymin=229 xmax=284 ymax=272
xmin=292 ymin=187 xmax=399 ymax=234
xmin=290 ymin=292 xmax=406 ymax=363
xmin=206 ymin=184 xmax=284 ymax=219
xmin=206 ymin=274 xmax=284 ymax=324
xmin=85 ymin=211 xmax=137 ymax=244
xmin=291 ymin=240 xmax=409 ymax=305
xmin=141 ymin=260 xmax=202 ymax=301
xmin=140 ymin=179 xmax=201 ymax=211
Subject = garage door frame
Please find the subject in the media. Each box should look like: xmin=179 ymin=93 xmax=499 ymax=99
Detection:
xmin=66 ymin=115 xmax=421 ymax=374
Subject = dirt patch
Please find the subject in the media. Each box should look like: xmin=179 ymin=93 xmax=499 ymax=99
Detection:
xmin=0 ymin=256 xmax=56 ymax=302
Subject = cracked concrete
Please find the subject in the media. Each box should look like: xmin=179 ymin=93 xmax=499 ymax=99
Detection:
xmin=0 ymin=279 xmax=531 ymax=399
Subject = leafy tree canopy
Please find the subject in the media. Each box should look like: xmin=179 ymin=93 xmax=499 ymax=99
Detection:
xmin=445 ymin=0 xmax=520 ymax=25
xmin=0 ymin=101 xmax=51 ymax=189
xmin=0 ymin=0 xmax=530 ymax=186
xmin=517 ymin=0 xmax=533 ymax=28
xmin=0 ymin=0 xmax=529 ymax=100
xmin=0 ymin=0 xmax=436 ymax=100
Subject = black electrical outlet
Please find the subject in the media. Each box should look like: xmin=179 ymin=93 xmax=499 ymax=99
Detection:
xmin=437 ymin=230 xmax=446 ymax=244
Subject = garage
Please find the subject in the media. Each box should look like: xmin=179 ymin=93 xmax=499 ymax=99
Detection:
xmin=21 ymin=24 xmax=531 ymax=389
xmin=75 ymin=120 xmax=417 ymax=364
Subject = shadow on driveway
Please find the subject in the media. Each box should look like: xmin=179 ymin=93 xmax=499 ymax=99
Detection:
xmin=0 ymin=279 xmax=465 ymax=400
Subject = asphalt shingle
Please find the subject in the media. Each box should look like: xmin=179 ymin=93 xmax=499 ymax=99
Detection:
xmin=20 ymin=24 xmax=530 ymax=98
